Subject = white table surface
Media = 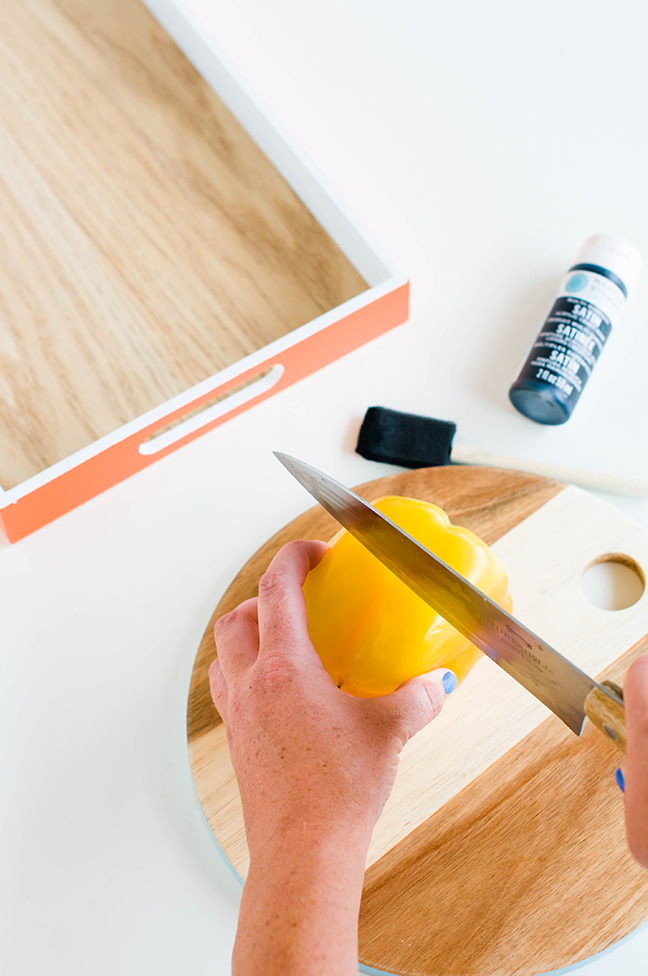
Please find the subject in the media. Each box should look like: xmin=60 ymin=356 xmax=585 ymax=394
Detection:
xmin=3 ymin=0 xmax=648 ymax=973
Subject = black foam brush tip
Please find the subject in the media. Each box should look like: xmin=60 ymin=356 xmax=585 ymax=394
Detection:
xmin=356 ymin=407 xmax=456 ymax=469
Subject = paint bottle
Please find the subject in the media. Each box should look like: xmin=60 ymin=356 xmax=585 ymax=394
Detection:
xmin=509 ymin=234 xmax=641 ymax=425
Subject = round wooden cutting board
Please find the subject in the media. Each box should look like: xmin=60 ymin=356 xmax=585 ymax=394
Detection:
xmin=187 ymin=466 xmax=648 ymax=976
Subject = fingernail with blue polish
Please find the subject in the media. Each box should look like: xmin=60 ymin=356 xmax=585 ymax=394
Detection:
xmin=443 ymin=670 xmax=458 ymax=695
xmin=615 ymin=768 xmax=625 ymax=793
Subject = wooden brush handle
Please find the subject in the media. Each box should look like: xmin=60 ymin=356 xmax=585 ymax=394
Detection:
xmin=584 ymin=680 xmax=626 ymax=754
xmin=451 ymin=444 xmax=648 ymax=498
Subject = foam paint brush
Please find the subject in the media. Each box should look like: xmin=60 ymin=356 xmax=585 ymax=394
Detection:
xmin=356 ymin=406 xmax=648 ymax=498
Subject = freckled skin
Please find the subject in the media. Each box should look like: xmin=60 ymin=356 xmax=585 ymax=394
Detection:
xmin=209 ymin=540 xmax=451 ymax=976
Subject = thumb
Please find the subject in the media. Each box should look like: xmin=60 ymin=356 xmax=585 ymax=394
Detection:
xmin=622 ymin=654 xmax=648 ymax=867
xmin=373 ymin=668 xmax=457 ymax=747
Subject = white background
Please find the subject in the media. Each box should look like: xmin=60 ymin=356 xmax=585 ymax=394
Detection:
xmin=3 ymin=0 xmax=648 ymax=973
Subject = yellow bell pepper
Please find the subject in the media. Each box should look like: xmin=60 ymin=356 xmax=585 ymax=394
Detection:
xmin=302 ymin=495 xmax=512 ymax=698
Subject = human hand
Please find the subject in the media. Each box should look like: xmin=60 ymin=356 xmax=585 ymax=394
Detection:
xmin=622 ymin=654 xmax=648 ymax=867
xmin=209 ymin=538 xmax=455 ymax=857
xmin=209 ymin=538 xmax=456 ymax=976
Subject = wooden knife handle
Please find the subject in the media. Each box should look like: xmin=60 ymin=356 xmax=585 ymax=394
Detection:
xmin=584 ymin=681 xmax=626 ymax=754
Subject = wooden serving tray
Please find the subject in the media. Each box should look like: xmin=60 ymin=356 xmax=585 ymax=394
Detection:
xmin=187 ymin=467 xmax=648 ymax=976
xmin=0 ymin=0 xmax=367 ymax=492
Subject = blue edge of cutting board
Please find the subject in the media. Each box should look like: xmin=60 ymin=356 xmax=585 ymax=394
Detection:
xmin=191 ymin=772 xmax=647 ymax=976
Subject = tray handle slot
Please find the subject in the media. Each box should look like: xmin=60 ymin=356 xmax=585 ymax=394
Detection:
xmin=138 ymin=364 xmax=284 ymax=456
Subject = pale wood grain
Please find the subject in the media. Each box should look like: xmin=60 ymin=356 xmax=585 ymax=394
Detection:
xmin=0 ymin=0 xmax=366 ymax=488
xmin=359 ymin=638 xmax=648 ymax=976
xmin=187 ymin=466 xmax=648 ymax=975
xmin=368 ymin=485 xmax=648 ymax=866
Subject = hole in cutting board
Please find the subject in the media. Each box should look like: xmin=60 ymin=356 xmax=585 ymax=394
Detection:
xmin=581 ymin=554 xmax=645 ymax=610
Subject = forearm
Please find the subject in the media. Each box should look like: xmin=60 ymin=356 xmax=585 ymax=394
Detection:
xmin=211 ymin=540 xmax=449 ymax=971
xmin=233 ymin=822 xmax=372 ymax=976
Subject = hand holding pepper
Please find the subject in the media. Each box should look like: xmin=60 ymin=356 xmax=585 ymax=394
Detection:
xmin=209 ymin=539 xmax=454 ymax=976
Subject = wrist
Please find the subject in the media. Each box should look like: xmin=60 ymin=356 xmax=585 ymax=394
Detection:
xmin=245 ymin=803 xmax=375 ymax=870
xmin=236 ymin=814 xmax=368 ymax=976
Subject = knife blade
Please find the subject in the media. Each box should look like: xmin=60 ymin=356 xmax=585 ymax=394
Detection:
xmin=274 ymin=452 xmax=625 ymax=745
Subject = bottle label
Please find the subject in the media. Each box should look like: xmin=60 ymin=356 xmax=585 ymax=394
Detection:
xmin=522 ymin=270 xmax=625 ymax=399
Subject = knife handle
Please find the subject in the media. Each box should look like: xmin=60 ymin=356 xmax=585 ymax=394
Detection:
xmin=584 ymin=681 xmax=626 ymax=754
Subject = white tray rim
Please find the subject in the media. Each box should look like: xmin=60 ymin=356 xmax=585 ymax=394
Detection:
xmin=1 ymin=0 xmax=407 ymax=506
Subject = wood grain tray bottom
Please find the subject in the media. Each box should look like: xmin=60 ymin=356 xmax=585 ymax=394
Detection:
xmin=187 ymin=467 xmax=648 ymax=976
xmin=0 ymin=0 xmax=368 ymax=490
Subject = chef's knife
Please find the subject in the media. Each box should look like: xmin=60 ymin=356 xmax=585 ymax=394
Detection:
xmin=274 ymin=452 xmax=626 ymax=753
